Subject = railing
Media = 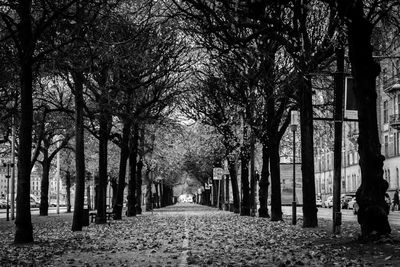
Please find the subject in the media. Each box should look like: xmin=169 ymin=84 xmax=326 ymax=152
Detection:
xmin=389 ymin=114 xmax=400 ymax=129
xmin=383 ymin=73 xmax=400 ymax=94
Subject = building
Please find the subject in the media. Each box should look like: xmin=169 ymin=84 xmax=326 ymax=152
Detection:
xmin=315 ymin=53 xmax=400 ymax=202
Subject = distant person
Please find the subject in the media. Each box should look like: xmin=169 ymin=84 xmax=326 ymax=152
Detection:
xmin=392 ymin=189 xmax=399 ymax=211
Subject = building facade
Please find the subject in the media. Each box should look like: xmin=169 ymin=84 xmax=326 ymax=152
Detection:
xmin=315 ymin=54 xmax=400 ymax=202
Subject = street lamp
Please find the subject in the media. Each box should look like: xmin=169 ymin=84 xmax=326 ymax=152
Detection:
xmin=3 ymin=162 xmax=13 ymax=221
xmin=290 ymin=110 xmax=299 ymax=225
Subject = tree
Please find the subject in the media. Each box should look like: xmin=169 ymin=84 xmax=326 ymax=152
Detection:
xmin=329 ymin=0 xmax=400 ymax=238
xmin=0 ymin=0 xmax=83 ymax=243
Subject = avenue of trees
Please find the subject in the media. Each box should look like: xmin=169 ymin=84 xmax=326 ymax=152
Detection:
xmin=0 ymin=0 xmax=399 ymax=244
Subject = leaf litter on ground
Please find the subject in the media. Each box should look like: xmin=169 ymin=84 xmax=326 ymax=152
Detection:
xmin=1 ymin=205 xmax=400 ymax=266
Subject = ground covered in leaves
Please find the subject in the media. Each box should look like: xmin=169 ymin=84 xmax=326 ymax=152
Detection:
xmin=1 ymin=204 xmax=400 ymax=266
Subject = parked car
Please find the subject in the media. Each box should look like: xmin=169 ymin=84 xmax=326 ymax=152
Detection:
xmin=323 ymin=196 xmax=333 ymax=208
xmin=0 ymin=199 xmax=9 ymax=209
xmin=347 ymin=197 xmax=359 ymax=214
xmin=316 ymin=197 xmax=323 ymax=207
xmin=30 ymin=199 xmax=39 ymax=208
xmin=341 ymin=195 xmax=354 ymax=209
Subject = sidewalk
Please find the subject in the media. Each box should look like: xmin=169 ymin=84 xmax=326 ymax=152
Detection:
xmin=1 ymin=204 xmax=400 ymax=266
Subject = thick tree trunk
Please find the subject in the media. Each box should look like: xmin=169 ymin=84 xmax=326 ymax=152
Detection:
xmin=96 ymin=104 xmax=108 ymax=224
xmin=269 ymin=141 xmax=283 ymax=221
xmin=14 ymin=0 xmax=34 ymax=244
xmin=228 ymin=159 xmax=240 ymax=213
xmin=113 ymin=121 xmax=130 ymax=219
xmin=258 ymin=144 xmax=270 ymax=218
xmin=72 ymin=71 xmax=86 ymax=231
xmin=299 ymin=76 xmax=318 ymax=227
xmin=240 ymin=148 xmax=250 ymax=216
xmin=66 ymin=171 xmax=72 ymax=213
xmin=39 ymin=157 xmax=50 ymax=216
xmin=126 ymin=132 xmax=138 ymax=217
xmin=343 ymin=2 xmax=390 ymax=237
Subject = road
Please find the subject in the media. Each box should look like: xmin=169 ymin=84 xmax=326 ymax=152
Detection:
xmin=282 ymin=206 xmax=400 ymax=226
xmin=2 ymin=205 xmax=400 ymax=226
xmin=0 ymin=206 xmax=68 ymax=219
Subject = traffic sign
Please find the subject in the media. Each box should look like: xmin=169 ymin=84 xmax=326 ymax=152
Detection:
xmin=213 ymin=167 xmax=223 ymax=180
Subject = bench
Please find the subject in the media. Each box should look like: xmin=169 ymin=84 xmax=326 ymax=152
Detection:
xmin=89 ymin=210 xmax=114 ymax=223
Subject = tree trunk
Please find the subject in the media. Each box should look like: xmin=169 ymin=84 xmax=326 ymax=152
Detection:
xmin=249 ymin=134 xmax=256 ymax=216
xmin=66 ymin=171 xmax=72 ymax=213
xmin=258 ymin=144 xmax=270 ymax=218
xmin=299 ymin=76 xmax=318 ymax=227
xmin=87 ymin=184 xmax=92 ymax=210
xmin=240 ymin=148 xmax=250 ymax=216
xmin=14 ymin=0 xmax=34 ymax=244
xmin=342 ymin=2 xmax=390 ymax=237
xmin=113 ymin=121 xmax=130 ymax=219
xmin=228 ymin=158 xmax=240 ymax=213
xmin=110 ymin=179 xmax=117 ymax=208
xmin=155 ymin=183 xmax=160 ymax=208
xmin=136 ymin=158 xmax=143 ymax=214
xmin=96 ymin=111 xmax=108 ymax=224
xmin=269 ymin=140 xmax=283 ymax=221
xmin=160 ymin=181 xmax=164 ymax=207
xmin=71 ymin=71 xmax=86 ymax=231
xmin=146 ymin=179 xmax=152 ymax=211
xmin=39 ymin=157 xmax=51 ymax=216
xmin=126 ymin=138 xmax=137 ymax=217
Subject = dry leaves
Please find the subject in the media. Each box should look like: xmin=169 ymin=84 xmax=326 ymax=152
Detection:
xmin=1 ymin=205 xmax=400 ymax=266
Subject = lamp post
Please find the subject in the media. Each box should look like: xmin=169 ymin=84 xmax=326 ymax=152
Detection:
xmin=290 ymin=110 xmax=299 ymax=225
xmin=11 ymin=117 xmax=15 ymax=220
xmin=3 ymin=162 xmax=13 ymax=221
xmin=57 ymin=139 xmax=60 ymax=214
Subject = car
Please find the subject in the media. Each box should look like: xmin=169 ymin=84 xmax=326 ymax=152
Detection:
xmin=316 ymin=197 xmax=323 ymax=207
xmin=0 ymin=199 xmax=9 ymax=209
xmin=323 ymin=196 xmax=333 ymax=208
xmin=30 ymin=199 xmax=39 ymax=208
xmin=347 ymin=197 xmax=359 ymax=214
xmin=341 ymin=195 xmax=354 ymax=209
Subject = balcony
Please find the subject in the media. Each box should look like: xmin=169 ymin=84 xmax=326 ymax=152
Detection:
xmin=390 ymin=114 xmax=400 ymax=130
xmin=383 ymin=75 xmax=400 ymax=95
xmin=347 ymin=129 xmax=359 ymax=145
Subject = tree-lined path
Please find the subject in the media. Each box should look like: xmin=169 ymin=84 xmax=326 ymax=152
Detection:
xmin=1 ymin=203 xmax=400 ymax=266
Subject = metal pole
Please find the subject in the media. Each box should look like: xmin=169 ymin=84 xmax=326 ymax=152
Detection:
xmin=11 ymin=117 xmax=15 ymax=220
xmin=333 ymin=47 xmax=344 ymax=234
xmin=250 ymin=133 xmax=256 ymax=216
xmin=6 ymin=164 xmax=10 ymax=221
xmin=57 ymin=141 xmax=60 ymax=214
xmin=292 ymin=127 xmax=297 ymax=225
xmin=217 ymin=180 xmax=220 ymax=208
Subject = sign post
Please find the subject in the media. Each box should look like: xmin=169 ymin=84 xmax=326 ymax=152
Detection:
xmin=213 ymin=168 xmax=223 ymax=208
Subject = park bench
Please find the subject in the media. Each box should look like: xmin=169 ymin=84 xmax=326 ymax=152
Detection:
xmin=89 ymin=209 xmax=114 ymax=223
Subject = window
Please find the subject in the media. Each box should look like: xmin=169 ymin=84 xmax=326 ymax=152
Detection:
xmin=385 ymin=135 xmax=389 ymax=157
xmin=397 ymin=94 xmax=400 ymax=115
xmin=384 ymin=100 xmax=389 ymax=124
